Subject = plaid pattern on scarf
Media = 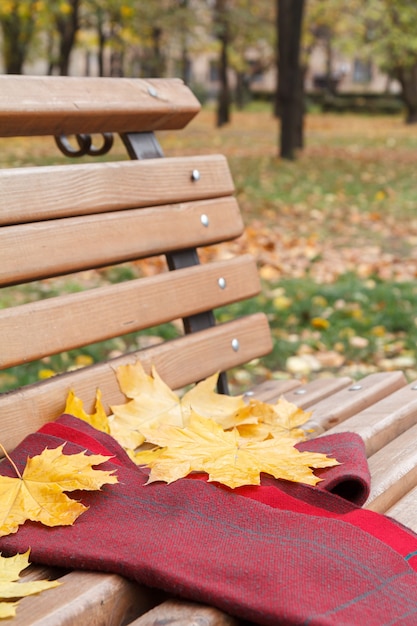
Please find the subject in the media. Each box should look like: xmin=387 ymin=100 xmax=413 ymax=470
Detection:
xmin=1 ymin=414 xmax=417 ymax=626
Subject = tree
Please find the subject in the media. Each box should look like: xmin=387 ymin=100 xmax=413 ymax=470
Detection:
xmin=0 ymin=0 xmax=39 ymax=73
xmin=230 ymin=1 xmax=274 ymax=109
xmin=55 ymin=0 xmax=81 ymax=75
xmin=362 ymin=0 xmax=417 ymax=123
xmin=211 ymin=0 xmax=274 ymax=126
xmin=276 ymin=0 xmax=305 ymax=159
xmin=213 ymin=0 xmax=231 ymax=126
xmin=303 ymin=0 xmax=417 ymax=125
xmin=38 ymin=0 xmax=81 ymax=75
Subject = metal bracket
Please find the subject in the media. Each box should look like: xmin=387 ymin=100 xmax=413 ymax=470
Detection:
xmin=55 ymin=133 xmax=114 ymax=157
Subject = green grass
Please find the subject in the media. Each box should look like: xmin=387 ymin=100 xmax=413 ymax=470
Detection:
xmin=217 ymin=273 xmax=417 ymax=387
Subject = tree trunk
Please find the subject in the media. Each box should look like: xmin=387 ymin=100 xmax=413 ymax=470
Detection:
xmin=151 ymin=26 xmax=164 ymax=78
xmin=396 ymin=64 xmax=417 ymax=124
xmin=180 ymin=43 xmax=190 ymax=85
xmin=235 ymin=71 xmax=250 ymax=110
xmin=96 ymin=8 xmax=106 ymax=77
xmin=1 ymin=8 xmax=35 ymax=74
xmin=276 ymin=0 xmax=305 ymax=159
xmin=215 ymin=0 xmax=231 ymax=127
xmin=56 ymin=0 xmax=80 ymax=76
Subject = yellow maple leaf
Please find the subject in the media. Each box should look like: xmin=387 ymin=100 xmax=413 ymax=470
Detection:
xmin=0 ymin=550 xmax=60 ymax=619
xmin=109 ymin=362 xmax=245 ymax=449
xmin=0 ymin=445 xmax=118 ymax=537
xmin=64 ymin=389 xmax=110 ymax=434
xmin=134 ymin=413 xmax=339 ymax=489
xmin=235 ymin=397 xmax=312 ymax=441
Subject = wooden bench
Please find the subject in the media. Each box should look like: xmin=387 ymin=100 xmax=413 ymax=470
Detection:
xmin=1 ymin=75 xmax=417 ymax=625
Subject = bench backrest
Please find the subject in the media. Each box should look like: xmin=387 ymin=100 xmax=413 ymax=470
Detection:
xmin=0 ymin=76 xmax=272 ymax=453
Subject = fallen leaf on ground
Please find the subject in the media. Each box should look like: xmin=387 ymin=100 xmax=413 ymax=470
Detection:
xmin=134 ymin=413 xmax=339 ymax=489
xmin=0 ymin=445 xmax=118 ymax=537
xmin=0 ymin=550 xmax=60 ymax=619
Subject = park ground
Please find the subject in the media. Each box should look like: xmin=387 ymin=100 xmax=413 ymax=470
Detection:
xmin=2 ymin=105 xmax=417 ymax=392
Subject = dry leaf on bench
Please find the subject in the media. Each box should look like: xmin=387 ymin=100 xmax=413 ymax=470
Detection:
xmin=63 ymin=361 xmax=337 ymax=489
xmin=109 ymin=362 xmax=245 ymax=449
xmin=235 ymin=397 xmax=312 ymax=441
xmin=134 ymin=413 xmax=339 ymax=489
xmin=0 ymin=445 xmax=118 ymax=537
xmin=0 ymin=550 xmax=60 ymax=619
xmin=64 ymin=389 xmax=110 ymax=434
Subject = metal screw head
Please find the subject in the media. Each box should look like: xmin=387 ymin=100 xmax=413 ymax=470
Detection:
xmin=294 ymin=389 xmax=307 ymax=395
xmin=147 ymin=86 xmax=158 ymax=97
xmin=191 ymin=169 xmax=201 ymax=181
xmin=231 ymin=338 xmax=240 ymax=352
xmin=349 ymin=384 xmax=362 ymax=391
xmin=200 ymin=214 xmax=209 ymax=227
xmin=218 ymin=277 xmax=226 ymax=289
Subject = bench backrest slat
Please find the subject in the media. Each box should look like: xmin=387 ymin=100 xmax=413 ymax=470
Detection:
xmin=0 ymin=76 xmax=200 ymax=136
xmin=1 ymin=256 xmax=260 ymax=369
xmin=0 ymin=156 xmax=234 ymax=225
xmin=1 ymin=197 xmax=243 ymax=285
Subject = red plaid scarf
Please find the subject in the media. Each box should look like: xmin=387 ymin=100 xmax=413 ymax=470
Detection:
xmin=1 ymin=414 xmax=417 ymax=625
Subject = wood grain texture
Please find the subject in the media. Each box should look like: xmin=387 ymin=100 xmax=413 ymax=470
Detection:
xmin=131 ymin=599 xmax=240 ymax=626
xmin=250 ymin=377 xmax=352 ymax=412
xmin=250 ymin=379 xmax=302 ymax=402
xmin=0 ymin=313 xmax=272 ymax=453
xmin=322 ymin=380 xmax=417 ymax=456
xmin=300 ymin=371 xmax=407 ymax=433
xmin=0 ymin=155 xmax=234 ymax=226
xmin=0 ymin=256 xmax=261 ymax=368
xmin=386 ymin=484 xmax=417 ymax=533
xmin=365 ymin=422 xmax=417 ymax=513
xmin=0 ymin=197 xmax=243 ymax=285
xmin=0 ymin=77 xmax=200 ymax=136
xmin=3 ymin=570 xmax=162 ymax=626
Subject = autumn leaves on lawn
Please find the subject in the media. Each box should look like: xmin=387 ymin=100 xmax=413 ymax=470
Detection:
xmin=67 ymin=361 xmax=339 ymax=488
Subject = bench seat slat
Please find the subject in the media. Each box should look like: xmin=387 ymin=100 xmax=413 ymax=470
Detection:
xmin=0 ymin=256 xmax=261 ymax=368
xmin=131 ymin=599 xmax=240 ymax=626
xmin=0 ymin=76 xmax=200 ymax=136
xmin=0 ymin=156 xmax=234 ymax=226
xmin=386 ymin=485 xmax=417 ymax=533
xmin=251 ymin=377 xmax=353 ymax=408
xmin=0 ymin=313 xmax=272 ymax=453
xmin=0 ymin=197 xmax=243 ymax=285
xmin=322 ymin=380 xmax=417 ymax=456
xmin=299 ymin=371 xmax=407 ymax=435
xmin=365 ymin=422 xmax=417 ymax=513
xmin=5 ymin=570 xmax=162 ymax=626
xmin=250 ymin=379 xmax=303 ymax=401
